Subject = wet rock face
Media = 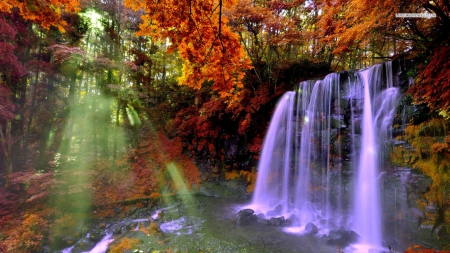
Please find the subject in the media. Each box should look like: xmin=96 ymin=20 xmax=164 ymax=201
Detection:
xmin=381 ymin=168 xmax=450 ymax=249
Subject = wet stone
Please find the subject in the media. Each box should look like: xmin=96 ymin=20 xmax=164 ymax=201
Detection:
xmin=235 ymin=209 xmax=257 ymax=225
xmin=87 ymin=229 xmax=104 ymax=242
xmin=323 ymin=229 xmax=360 ymax=247
xmin=305 ymin=222 xmax=318 ymax=234
xmin=269 ymin=216 xmax=285 ymax=226
xmin=274 ymin=204 xmax=283 ymax=215
xmin=256 ymin=213 xmax=269 ymax=225
xmin=284 ymin=214 xmax=299 ymax=226
xmin=416 ymin=224 xmax=441 ymax=248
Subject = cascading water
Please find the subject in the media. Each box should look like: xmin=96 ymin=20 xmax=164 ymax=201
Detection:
xmin=353 ymin=63 xmax=399 ymax=252
xmin=352 ymin=69 xmax=383 ymax=250
xmin=250 ymin=73 xmax=342 ymax=231
xmin=251 ymin=91 xmax=296 ymax=215
xmin=250 ymin=61 xmax=401 ymax=251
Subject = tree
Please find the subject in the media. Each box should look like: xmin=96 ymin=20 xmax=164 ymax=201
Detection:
xmin=0 ymin=0 xmax=80 ymax=31
xmin=124 ymin=0 xmax=251 ymax=100
xmin=225 ymin=0 xmax=304 ymax=85
xmin=315 ymin=0 xmax=449 ymax=70
xmin=408 ymin=40 xmax=450 ymax=117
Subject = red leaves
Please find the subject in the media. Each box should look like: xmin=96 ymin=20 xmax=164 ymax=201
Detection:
xmin=409 ymin=41 xmax=450 ymax=116
xmin=0 ymin=17 xmax=17 ymax=42
xmin=0 ymin=84 xmax=15 ymax=122
xmin=405 ymin=244 xmax=450 ymax=253
xmin=49 ymin=44 xmax=85 ymax=65
xmin=0 ymin=18 xmax=26 ymax=79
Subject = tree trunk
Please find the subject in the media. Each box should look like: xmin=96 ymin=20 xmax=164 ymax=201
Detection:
xmin=1 ymin=122 xmax=13 ymax=185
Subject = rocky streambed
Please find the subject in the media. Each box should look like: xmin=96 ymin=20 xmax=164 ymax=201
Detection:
xmin=52 ymin=167 xmax=450 ymax=253
xmin=55 ymin=195 xmax=349 ymax=253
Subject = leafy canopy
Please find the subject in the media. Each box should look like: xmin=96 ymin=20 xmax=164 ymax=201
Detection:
xmin=124 ymin=0 xmax=252 ymax=100
xmin=0 ymin=0 xmax=80 ymax=31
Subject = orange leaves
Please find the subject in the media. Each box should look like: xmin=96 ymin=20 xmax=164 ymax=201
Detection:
xmin=405 ymin=244 xmax=450 ymax=253
xmin=225 ymin=0 xmax=302 ymax=60
xmin=0 ymin=213 xmax=47 ymax=253
xmin=316 ymin=0 xmax=444 ymax=63
xmin=0 ymin=0 xmax=80 ymax=31
xmin=124 ymin=0 xmax=251 ymax=100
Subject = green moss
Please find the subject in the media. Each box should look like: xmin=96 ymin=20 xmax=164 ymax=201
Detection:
xmin=391 ymin=118 xmax=450 ymax=224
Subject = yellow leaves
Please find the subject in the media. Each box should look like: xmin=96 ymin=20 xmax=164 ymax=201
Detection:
xmin=394 ymin=118 xmax=450 ymax=206
xmin=225 ymin=169 xmax=257 ymax=192
xmin=432 ymin=142 xmax=448 ymax=153
xmin=109 ymin=238 xmax=139 ymax=253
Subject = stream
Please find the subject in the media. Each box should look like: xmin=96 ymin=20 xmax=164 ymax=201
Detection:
xmin=57 ymin=195 xmax=354 ymax=253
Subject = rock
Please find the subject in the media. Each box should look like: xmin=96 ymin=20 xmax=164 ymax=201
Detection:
xmin=410 ymin=207 xmax=425 ymax=223
xmin=416 ymin=224 xmax=441 ymax=248
xmin=52 ymin=234 xmax=79 ymax=249
xmin=415 ymin=176 xmax=432 ymax=194
xmin=274 ymin=204 xmax=283 ymax=215
xmin=235 ymin=209 xmax=256 ymax=225
xmin=71 ymin=238 xmax=97 ymax=253
xmin=425 ymin=202 xmax=439 ymax=214
xmin=284 ymin=214 xmax=299 ymax=226
xmin=305 ymin=222 xmax=318 ymax=234
xmin=256 ymin=213 xmax=269 ymax=225
xmin=324 ymin=228 xmax=360 ymax=247
xmin=269 ymin=216 xmax=285 ymax=226
xmin=266 ymin=210 xmax=277 ymax=216
xmin=340 ymin=98 xmax=349 ymax=110
xmin=129 ymin=206 xmax=138 ymax=215
xmin=87 ymin=229 xmax=104 ymax=242
xmin=331 ymin=117 xmax=345 ymax=129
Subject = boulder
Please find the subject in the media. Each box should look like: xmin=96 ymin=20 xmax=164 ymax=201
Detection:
xmin=274 ymin=204 xmax=283 ymax=215
xmin=269 ymin=216 xmax=285 ymax=226
xmin=284 ymin=214 xmax=299 ymax=227
xmin=324 ymin=228 xmax=360 ymax=247
xmin=87 ymin=229 xmax=104 ymax=242
xmin=256 ymin=213 xmax=269 ymax=225
xmin=235 ymin=209 xmax=257 ymax=225
xmin=305 ymin=222 xmax=318 ymax=234
xmin=416 ymin=224 xmax=441 ymax=248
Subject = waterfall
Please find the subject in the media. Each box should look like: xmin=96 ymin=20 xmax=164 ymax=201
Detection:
xmin=250 ymin=61 xmax=400 ymax=250
xmin=353 ymin=69 xmax=382 ymax=247
xmin=251 ymin=91 xmax=296 ymax=215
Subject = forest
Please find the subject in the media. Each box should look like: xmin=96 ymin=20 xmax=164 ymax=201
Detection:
xmin=0 ymin=0 xmax=449 ymax=252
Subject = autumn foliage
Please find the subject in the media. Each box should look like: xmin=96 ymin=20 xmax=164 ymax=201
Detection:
xmin=0 ymin=0 xmax=80 ymax=31
xmin=409 ymin=40 xmax=450 ymax=117
xmin=124 ymin=0 xmax=252 ymax=99
xmin=405 ymin=245 xmax=450 ymax=253
xmin=0 ymin=0 xmax=450 ymax=251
